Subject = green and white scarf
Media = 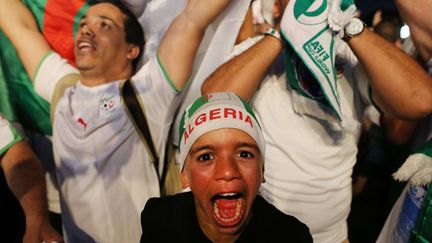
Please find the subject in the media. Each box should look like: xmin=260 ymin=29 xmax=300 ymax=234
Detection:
xmin=280 ymin=0 xmax=356 ymax=121
xmin=394 ymin=138 xmax=432 ymax=186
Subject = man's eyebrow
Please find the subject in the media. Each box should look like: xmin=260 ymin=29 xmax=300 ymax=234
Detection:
xmin=100 ymin=15 xmax=119 ymax=26
xmin=80 ymin=14 xmax=121 ymax=29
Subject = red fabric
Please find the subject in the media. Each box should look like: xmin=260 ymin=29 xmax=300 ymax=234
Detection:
xmin=42 ymin=0 xmax=88 ymax=65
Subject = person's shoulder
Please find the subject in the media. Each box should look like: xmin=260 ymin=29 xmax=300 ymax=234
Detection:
xmin=142 ymin=192 xmax=193 ymax=218
xmin=140 ymin=192 xmax=195 ymax=243
xmin=254 ymin=195 xmax=313 ymax=242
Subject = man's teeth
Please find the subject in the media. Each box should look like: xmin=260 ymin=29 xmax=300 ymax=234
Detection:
xmin=79 ymin=42 xmax=93 ymax=49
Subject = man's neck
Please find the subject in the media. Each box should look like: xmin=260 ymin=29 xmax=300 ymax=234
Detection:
xmin=79 ymin=72 xmax=132 ymax=87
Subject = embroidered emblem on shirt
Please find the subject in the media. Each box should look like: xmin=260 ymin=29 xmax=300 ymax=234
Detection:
xmin=100 ymin=95 xmax=117 ymax=113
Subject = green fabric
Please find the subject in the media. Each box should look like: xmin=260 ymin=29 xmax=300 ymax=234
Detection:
xmin=340 ymin=0 xmax=355 ymax=11
xmin=415 ymin=138 xmax=432 ymax=158
xmin=0 ymin=58 xmax=14 ymax=120
xmin=0 ymin=0 xmax=52 ymax=135
xmin=73 ymin=3 xmax=92 ymax=36
xmin=0 ymin=32 xmax=52 ymax=135
xmin=411 ymin=184 xmax=432 ymax=243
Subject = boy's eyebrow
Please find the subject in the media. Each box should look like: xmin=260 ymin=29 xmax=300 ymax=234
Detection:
xmin=188 ymin=142 xmax=260 ymax=156
xmin=236 ymin=142 xmax=259 ymax=151
xmin=189 ymin=145 xmax=214 ymax=156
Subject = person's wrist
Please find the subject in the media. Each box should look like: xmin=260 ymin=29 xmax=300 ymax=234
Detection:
xmin=264 ymin=28 xmax=282 ymax=42
xmin=340 ymin=17 xmax=366 ymax=42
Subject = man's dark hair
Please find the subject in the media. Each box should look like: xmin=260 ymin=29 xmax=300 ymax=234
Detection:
xmin=93 ymin=0 xmax=145 ymax=72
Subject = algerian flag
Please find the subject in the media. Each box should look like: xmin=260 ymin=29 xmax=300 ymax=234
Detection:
xmin=280 ymin=0 xmax=355 ymax=120
xmin=24 ymin=0 xmax=92 ymax=65
xmin=0 ymin=0 xmax=92 ymax=135
xmin=394 ymin=138 xmax=432 ymax=186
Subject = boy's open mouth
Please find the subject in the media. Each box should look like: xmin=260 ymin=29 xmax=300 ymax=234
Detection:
xmin=211 ymin=192 xmax=244 ymax=226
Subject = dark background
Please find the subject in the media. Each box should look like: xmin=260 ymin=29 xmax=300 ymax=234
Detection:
xmin=356 ymin=0 xmax=400 ymax=26
xmin=356 ymin=0 xmax=397 ymax=15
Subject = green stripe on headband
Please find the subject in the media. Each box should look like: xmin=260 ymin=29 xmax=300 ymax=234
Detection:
xmin=239 ymin=97 xmax=261 ymax=129
xmin=178 ymin=95 xmax=210 ymax=147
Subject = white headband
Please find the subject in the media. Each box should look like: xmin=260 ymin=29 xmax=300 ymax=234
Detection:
xmin=178 ymin=92 xmax=265 ymax=171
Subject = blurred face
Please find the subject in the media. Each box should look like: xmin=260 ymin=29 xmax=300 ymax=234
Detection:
xmin=181 ymin=128 xmax=263 ymax=242
xmin=74 ymin=3 xmax=137 ymax=79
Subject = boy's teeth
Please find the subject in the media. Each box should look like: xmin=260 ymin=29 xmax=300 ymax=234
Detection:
xmin=213 ymin=198 xmax=243 ymax=224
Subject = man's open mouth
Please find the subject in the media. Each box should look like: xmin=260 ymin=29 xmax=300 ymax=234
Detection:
xmin=77 ymin=40 xmax=95 ymax=51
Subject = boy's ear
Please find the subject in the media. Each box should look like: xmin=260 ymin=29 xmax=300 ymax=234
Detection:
xmin=180 ymin=170 xmax=190 ymax=189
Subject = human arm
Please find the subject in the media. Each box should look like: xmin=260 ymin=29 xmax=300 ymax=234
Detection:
xmin=1 ymin=141 xmax=63 ymax=243
xmin=157 ymin=0 xmax=231 ymax=91
xmin=0 ymin=0 xmax=52 ymax=81
xmin=201 ymin=35 xmax=283 ymax=101
xmin=201 ymin=0 xmax=287 ymax=101
xmin=395 ymin=0 xmax=432 ymax=62
xmin=348 ymin=28 xmax=432 ymax=119
xmin=381 ymin=115 xmax=418 ymax=146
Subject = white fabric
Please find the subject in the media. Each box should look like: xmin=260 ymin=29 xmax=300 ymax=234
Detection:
xmin=122 ymin=0 xmax=151 ymax=17
xmin=224 ymin=36 xmax=264 ymax=62
xmin=34 ymin=52 xmax=78 ymax=102
xmin=328 ymin=0 xmax=357 ymax=32
xmin=261 ymin=0 xmax=276 ymax=25
xmin=254 ymin=70 xmax=365 ymax=243
xmin=0 ymin=114 xmax=20 ymax=155
xmin=139 ymin=0 xmax=187 ymax=63
xmin=363 ymin=105 xmax=381 ymax=126
xmin=252 ymin=0 xmax=275 ymax=25
xmin=334 ymin=37 xmax=358 ymax=68
xmin=35 ymin=53 xmax=180 ymax=243
xmin=393 ymin=153 xmax=432 ymax=186
xmin=376 ymin=184 xmax=408 ymax=243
